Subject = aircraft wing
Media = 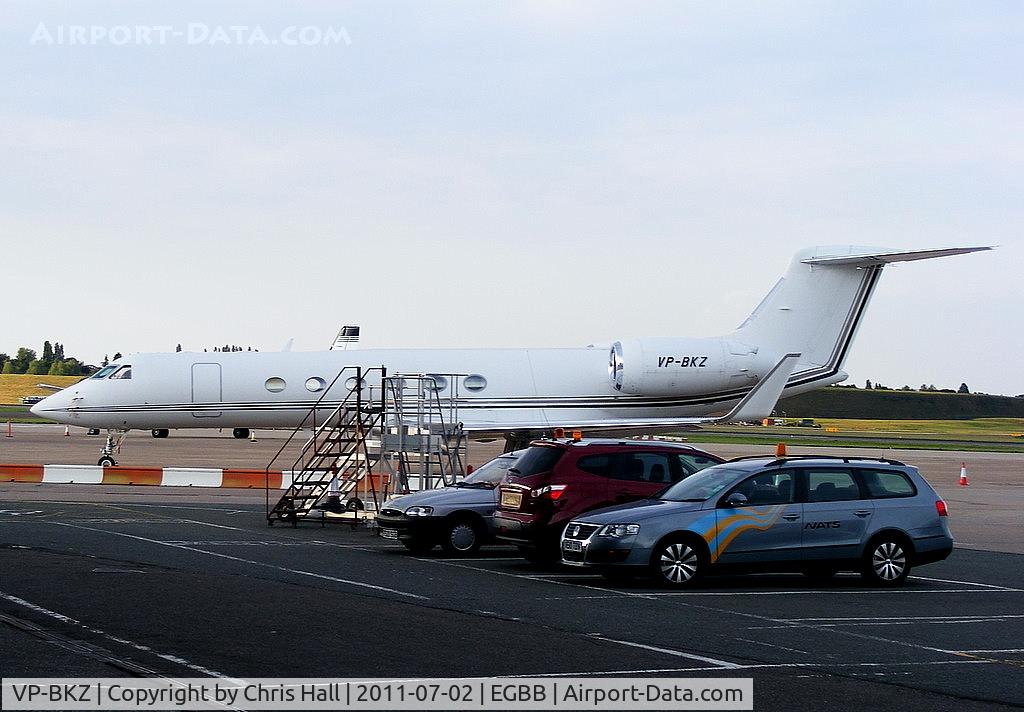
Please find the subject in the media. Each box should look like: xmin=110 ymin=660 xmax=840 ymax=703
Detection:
xmin=35 ymin=383 xmax=67 ymax=392
xmin=800 ymin=246 xmax=992 ymax=267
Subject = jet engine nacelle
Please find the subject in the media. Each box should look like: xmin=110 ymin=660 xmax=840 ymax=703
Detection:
xmin=609 ymin=338 xmax=772 ymax=396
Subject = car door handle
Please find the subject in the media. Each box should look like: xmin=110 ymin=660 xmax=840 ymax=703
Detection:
xmin=782 ymin=514 xmax=800 ymax=521
xmin=854 ymin=510 xmax=871 ymax=517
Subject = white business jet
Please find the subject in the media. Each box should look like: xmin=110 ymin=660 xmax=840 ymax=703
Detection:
xmin=32 ymin=245 xmax=989 ymax=464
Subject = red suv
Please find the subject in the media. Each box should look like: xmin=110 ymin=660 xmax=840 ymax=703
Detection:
xmin=494 ymin=438 xmax=723 ymax=559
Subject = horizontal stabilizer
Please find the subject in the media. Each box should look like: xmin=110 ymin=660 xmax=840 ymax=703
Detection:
xmin=801 ymin=246 xmax=992 ymax=267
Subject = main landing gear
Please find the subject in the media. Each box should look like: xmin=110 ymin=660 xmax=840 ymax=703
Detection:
xmin=97 ymin=429 xmax=130 ymax=466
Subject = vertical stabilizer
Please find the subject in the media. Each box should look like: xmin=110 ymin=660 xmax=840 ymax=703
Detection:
xmin=732 ymin=245 xmax=990 ymax=388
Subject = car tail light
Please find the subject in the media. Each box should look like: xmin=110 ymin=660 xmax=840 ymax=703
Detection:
xmin=531 ymin=484 xmax=567 ymax=500
xmin=936 ymin=499 xmax=948 ymax=517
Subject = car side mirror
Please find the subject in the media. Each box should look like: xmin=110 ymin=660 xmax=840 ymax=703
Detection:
xmin=724 ymin=492 xmax=748 ymax=507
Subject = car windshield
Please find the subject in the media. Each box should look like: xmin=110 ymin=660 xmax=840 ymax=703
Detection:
xmin=459 ymin=453 xmax=520 ymax=487
xmin=508 ymin=445 xmax=564 ymax=477
xmin=658 ymin=465 xmax=749 ymax=502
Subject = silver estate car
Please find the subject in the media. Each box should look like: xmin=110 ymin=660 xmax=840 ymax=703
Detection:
xmin=377 ymin=450 xmax=523 ymax=555
xmin=561 ymin=455 xmax=953 ymax=587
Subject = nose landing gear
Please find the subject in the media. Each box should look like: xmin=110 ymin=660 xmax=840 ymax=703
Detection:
xmin=97 ymin=430 xmax=130 ymax=466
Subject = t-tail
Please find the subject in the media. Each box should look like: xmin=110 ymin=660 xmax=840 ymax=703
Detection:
xmin=731 ymin=246 xmax=992 ymax=394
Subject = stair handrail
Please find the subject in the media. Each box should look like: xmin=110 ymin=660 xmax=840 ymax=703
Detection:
xmin=265 ymin=365 xmax=381 ymax=518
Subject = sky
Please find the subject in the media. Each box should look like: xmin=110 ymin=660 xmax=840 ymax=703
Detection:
xmin=1 ymin=1 xmax=1021 ymax=395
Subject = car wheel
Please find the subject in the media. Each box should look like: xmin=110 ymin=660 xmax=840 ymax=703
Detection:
xmin=650 ymin=536 xmax=707 ymax=587
xmin=441 ymin=518 xmax=482 ymax=556
xmin=401 ymin=539 xmax=435 ymax=554
xmin=862 ymin=535 xmax=911 ymax=586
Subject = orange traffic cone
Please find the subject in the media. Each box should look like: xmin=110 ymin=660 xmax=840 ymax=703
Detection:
xmin=959 ymin=463 xmax=970 ymax=487
xmin=5 ymin=421 xmax=12 ymax=438
xmin=64 ymin=425 xmax=70 ymax=437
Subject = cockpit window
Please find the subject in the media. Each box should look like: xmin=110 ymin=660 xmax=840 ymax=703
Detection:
xmin=109 ymin=365 xmax=132 ymax=380
xmin=90 ymin=365 xmax=119 ymax=379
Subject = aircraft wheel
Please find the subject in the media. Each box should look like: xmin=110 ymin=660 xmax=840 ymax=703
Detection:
xmin=232 ymin=428 xmax=250 ymax=439
xmin=98 ymin=455 xmax=116 ymax=467
xmin=151 ymin=429 xmax=169 ymax=439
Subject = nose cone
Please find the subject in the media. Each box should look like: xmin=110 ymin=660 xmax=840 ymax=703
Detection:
xmin=30 ymin=392 xmax=65 ymax=421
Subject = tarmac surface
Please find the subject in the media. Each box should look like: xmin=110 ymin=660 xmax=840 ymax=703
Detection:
xmin=1 ymin=427 xmax=1023 ymax=710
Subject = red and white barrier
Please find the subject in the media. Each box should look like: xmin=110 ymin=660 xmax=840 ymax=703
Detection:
xmin=0 ymin=464 xmax=293 ymax=489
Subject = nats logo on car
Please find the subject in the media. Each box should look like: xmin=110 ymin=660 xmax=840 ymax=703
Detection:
xmin=568 ymin=525 xmax=580 ymax=537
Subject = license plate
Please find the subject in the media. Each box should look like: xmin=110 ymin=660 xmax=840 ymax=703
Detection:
xmin=562 ymin=540 xmax=582 ymax=552
xmin=500 ymin=490 xmax=523 ymax=509
xmin=380 ymin=528 xmax=399 ymax=540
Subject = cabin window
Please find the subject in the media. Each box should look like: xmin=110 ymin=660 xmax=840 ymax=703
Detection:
xmin=265 ymin=377 xmax=286 ymax=393
xmin=109 ymin=365 xmax=132 ymax=380
xmin=305 ymin=377 xmax=326 ymax=393
xmin=424 ymin=374 xmax=448 ymax=391
xmin=463 ymin=374 xmax=487 ymax=392
xmin=90 ymin=365 xmax=118 ymax=379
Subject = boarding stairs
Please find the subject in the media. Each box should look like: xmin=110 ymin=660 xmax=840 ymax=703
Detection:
xmin=266 ymin=367 xmax=386 ymax=526
xmin=381 ymin=374 xmax=468 ymax=495
xmin=265 ymin=369 xmax=467 ymax=526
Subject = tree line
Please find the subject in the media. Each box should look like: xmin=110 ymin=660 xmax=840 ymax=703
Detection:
xmin=0 ymin=342 xmax=92 ymax=376
xmin=833 ymin=380 xmax=975 ymax=394
xmin=1 ymin=343 xmax=264 ymax=377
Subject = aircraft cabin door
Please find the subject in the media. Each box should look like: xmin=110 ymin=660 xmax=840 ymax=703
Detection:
xmin=191 ymin=363 xmax=222 ymax=418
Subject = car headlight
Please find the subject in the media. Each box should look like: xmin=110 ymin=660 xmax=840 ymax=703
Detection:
xmin=598 ymin=523 xmax=640 ymax=538
xmin=405 ymin=506 xmax=434 ymax=517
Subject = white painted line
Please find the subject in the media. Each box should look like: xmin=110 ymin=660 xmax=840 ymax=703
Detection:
xmin=640 ymin=588 xmax=1022 ymax=596
xmin=52 ymin=522 xmax=428 ymax=601
xmin=956 ymin=649 xmax=1024 ymax=654
xmin=910 ymin=575 xmax=1018 ymax=590
xmin=416 ymin=551 xmax=1021 ymax=665
xmin=782 ymin=614 xmax=1024 ymax=623
xmin=0 ymin=590 xmax=240 ymax=681
xmin=505 ymin=658 xmax=997 ymax=678
xmin=30 ymin=501 xmax=261 ymax=514
xmin=415 ymin=557 xmax=658 ymax=600
xmin=174 ymin=518 xmax=247 ymax=532
xmin=736 ymin=638 xmax=810 ymax=655
xmin=591 ymin=635 xmax=741 ymax=669
xmin=748 ymin=618 xmax=1020 ymax=629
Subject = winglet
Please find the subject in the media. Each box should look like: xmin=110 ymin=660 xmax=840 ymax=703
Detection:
xmin=713 ymin=353 xmax=801 ymax=424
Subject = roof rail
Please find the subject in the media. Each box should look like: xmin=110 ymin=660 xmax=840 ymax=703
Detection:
xmin=725 ymin=455 xmax=780 ymax=463
xmin=726 ymin=454 xmax=906 ymax=467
